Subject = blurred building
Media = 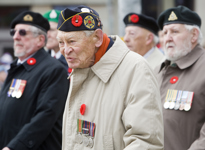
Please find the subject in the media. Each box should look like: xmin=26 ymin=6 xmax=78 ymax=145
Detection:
xmin=0 ymin=0 xmax=205 ymax=59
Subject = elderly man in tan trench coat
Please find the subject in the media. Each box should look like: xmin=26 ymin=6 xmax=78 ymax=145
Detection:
xmin=57 ymin=5 xmax=164 ymax=150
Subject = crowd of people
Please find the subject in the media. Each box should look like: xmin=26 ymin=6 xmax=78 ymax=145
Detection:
xmin=0 ymin=4 xmax=204 ymax=150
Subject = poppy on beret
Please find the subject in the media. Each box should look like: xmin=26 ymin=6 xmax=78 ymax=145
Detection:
xmin=123 ymin=13 xmax=159 ymax=36
xmin=157 ymin=5 xmax=201 ymax=30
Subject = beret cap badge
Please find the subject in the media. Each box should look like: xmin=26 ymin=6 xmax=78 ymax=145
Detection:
xmin=23 ymin=14 xmax=33 ymax=22
xmin=84 ymin=15 xmax=95 ymax=29
xmin=168 ymin=11 xmax=178 ymax=21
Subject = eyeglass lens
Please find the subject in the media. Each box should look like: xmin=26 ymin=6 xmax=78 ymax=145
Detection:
xmin=10 ymin=29 xmax=27 ymax=36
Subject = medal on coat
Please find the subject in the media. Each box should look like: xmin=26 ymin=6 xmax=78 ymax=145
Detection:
xmin=169 ymin=90 xmax=178 ymax=109
xmin=12 ymin=79 xmax=21 ymax=98
xmin=174 ymin=90 xmax=182 ymax=110
xmin=7 ymin=79 xmax=16 ymax=97
xmin=82 ymin=120 xmax=89 ymax=147
xmin=75 ymin=119 xmax=83 ymax=144
xmin=16 ymin=80 xmax=27 ymax=98
xmin=179 ymin=91 xmax=189 ymax=110
xmin=88 ymin=122 xmax=95 ymax=148
xmin=164 ymin=89 xmax=171 ymax=109
xmin=184 ymin=92 xmax=194 ymax=111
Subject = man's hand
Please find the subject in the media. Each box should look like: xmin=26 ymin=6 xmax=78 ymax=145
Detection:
xmin=2 ymin=147 xmax=10 ymax=150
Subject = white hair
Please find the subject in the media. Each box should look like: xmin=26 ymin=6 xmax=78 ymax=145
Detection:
xmin=29 ymin=26 xmax=47 ymax=46
xmin=153 ymin=33 xmax=159 ymax=45
xmin=83 ymin=30 xmax=94 ymax=37
xmin=184 ymin=24 xmax=203 ymax=44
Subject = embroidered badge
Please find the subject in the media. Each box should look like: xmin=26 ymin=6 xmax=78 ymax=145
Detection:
xmin=170 ymin=76 xmax=178 ymax=84
xmin=80 ymin=104 xmax=86 ymax=115
xmin=27 ymin=58 xmax=36 ymax=65
xmin=72 ymin=14 xmax=83 ymax=27
xmin=84 ymin=15 xmax=95 ymax=29
xmin=168 ymin=11 xmax=178 ymax=21
xmin=23 ymin=14 xmax=33 ymax=22
xmin=130 ymin=14 xmax=139 ymax=23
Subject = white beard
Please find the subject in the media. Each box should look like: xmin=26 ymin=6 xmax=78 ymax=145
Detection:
xmin=164 ymin=38 xmax=192 ymax=62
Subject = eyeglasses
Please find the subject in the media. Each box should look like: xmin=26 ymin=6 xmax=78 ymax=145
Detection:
xmin=10 ymin=29 xmax=29 ymax=36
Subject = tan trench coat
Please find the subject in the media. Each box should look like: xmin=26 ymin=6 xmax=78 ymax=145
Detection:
xmin=62 ymin=35 xmax=164 ymax=150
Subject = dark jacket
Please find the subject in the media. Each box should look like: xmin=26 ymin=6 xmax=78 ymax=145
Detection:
xmin=0 ymin=48 xmax=69 ymax=150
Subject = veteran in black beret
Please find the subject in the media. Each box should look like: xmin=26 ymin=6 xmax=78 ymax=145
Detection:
xmin=123 ymin=13 xmax=165 ymax=69
xmin=155 ymin=5 xmax=205 ymax=150
xmin=57 ymin=5 xmax=163 ymax=150
xmin=0 ymin=10 xmax=69 ymax=150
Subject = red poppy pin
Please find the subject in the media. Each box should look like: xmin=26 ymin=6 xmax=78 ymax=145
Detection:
xmin=68 ymin=68 xmax=72 ymax=73
xmin=27 ymin=58 xmax=36 ymax=65
xmin=130 ymin=14 xmax=139 ymax=23
xmin=80 ymin=104 xmax=86 ymax=115
xmin=71 ymin=15 xmax=83 ymax=27
xmin=170 ymin=76 xmax=178 ymax=84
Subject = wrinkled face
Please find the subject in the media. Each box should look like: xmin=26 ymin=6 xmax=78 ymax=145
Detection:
xmin=163 ymin=24 xmax=192 ymax=61
xmin=124 ymin=25 xmax=148 ymax=55
xmin=12 ymin=24 xmax=40 ymax=60
xmin=57 ymin=31 xmax=96 ymax=69
xmin=46 ymin=22 xmax=59 ymax=52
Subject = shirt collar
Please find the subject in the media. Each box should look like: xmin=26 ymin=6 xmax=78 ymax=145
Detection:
xmin=159 ymin=44 xmax=204 ymax=72
xmin=143 ymin=47 xmax=155 ymax=59
xmin=51 ymin=50 xmax=61 ymax=59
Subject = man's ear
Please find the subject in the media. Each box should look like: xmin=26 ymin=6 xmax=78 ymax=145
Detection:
xmin=146 ymin=33 xmax=154 ymax=45
xmin=93 ymin=29 xmax=103 ymax=47
xmin=191 ymin=28 xmax=199 ymax=43
xmin=37 ymin=35 xmax=45 ymax=48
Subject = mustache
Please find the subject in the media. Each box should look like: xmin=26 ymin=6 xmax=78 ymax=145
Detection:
xmin=165 ymin=42 xmax=175 ymax=48
xmin=14 ymin=41 xmax=23 ymax=46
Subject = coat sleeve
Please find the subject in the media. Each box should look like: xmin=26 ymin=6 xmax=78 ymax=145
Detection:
xmin=122 ymin=59 xmax=164 ymax=150
xmin=188 ymin=123 xmax=205 ymax=150
xmin=7 ymin=66 xmax=69 ymax=150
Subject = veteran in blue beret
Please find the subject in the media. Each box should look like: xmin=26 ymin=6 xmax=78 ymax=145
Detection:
xmin=155 ymin=5 xmax=205 ymax=150
xmin=0 ymin=10 xmax=69 ymax=150
xmin=123 ymin=13 xmax=165 ymax=70
xmin=57 ymin=5 xmax=163 ymax=150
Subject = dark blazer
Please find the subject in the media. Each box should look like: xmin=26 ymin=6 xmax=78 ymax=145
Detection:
xmin=0 ymin=48 xmax=69 ymax=150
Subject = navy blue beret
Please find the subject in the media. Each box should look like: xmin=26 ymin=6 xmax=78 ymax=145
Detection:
xmin=123 ymin=13 xmax=159 ymax=36
xmin=57 ymin=5 xmax=103 ymax=32
xmin=157 ymin=5 xmax=201 ymax=30
xmin=10 ymin=11 xmax=50 ymax=32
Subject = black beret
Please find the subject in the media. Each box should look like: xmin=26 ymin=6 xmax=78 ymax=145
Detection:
xmin=157 ymin=5 xmax=201 ymax=30
xmin=57 ymin=5 xmax=102 ymax=32
xmin=123 ymin=13 xmax=159 ymax=36
xmin=10 ymin=10 xmax=50 ymax=32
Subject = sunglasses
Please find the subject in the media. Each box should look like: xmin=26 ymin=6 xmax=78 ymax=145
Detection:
xmin=10 ymin=29 xmax=31 ymax=36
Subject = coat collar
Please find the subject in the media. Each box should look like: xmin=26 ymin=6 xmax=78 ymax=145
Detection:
xmin=159 ymin=44 xmax=204 ymax=72
xmin=91 ymin=35 xmax=129 ymax=83
xmin=11 ymin=48 xmax=48 ymax=72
